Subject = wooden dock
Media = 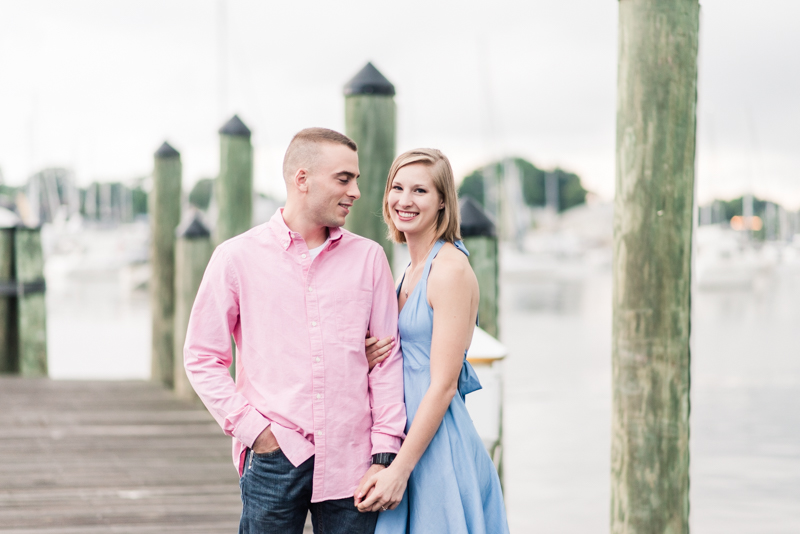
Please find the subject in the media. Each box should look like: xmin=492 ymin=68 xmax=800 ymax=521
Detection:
xmin=0 ymin=378 xmax=307 ymax=533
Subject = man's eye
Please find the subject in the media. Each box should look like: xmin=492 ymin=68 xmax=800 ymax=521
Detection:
xmin=339 ymin=179 xmax=349 ymax=184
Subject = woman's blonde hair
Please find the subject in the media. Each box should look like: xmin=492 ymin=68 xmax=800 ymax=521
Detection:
xmin=382 ymin=148 xmax=461 ymax=244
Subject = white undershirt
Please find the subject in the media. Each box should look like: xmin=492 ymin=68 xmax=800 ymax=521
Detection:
xmin=308 ymin=238 xmax=329 ymax=260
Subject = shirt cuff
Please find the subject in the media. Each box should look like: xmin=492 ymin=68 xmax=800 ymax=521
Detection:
xmin=371 ymin=433 xmax=402 ymax=456
xmin=370 ymin=402 xmax=406 ymax=455
xmin=235 ymin=407 xmax=271 ymax=448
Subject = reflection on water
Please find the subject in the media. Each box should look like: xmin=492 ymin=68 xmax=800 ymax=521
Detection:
xmin=501 ymin=267 xmax=612 ymax=534
xmin=45 ymin=232 xmax=800 ymax=532
xmin=507 ymin=279 xmax=584 ymax=314
xmin=501 ymin=254 xmax=800 ymax=533
xmin=690 ymin=265 xmax=800 ymax=534
xmin=47 ymin=259 xmax=150 ymax=380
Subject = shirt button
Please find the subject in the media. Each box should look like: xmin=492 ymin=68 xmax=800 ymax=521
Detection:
xmin=316 ymin=394 xmax=322 ymax=399
xmin=315 ymin=357 xmax=321 ymax=362
xmin=308 ymin=286 xmax=313 ymax=292
xmin=301 ymin=253 xmax=307 ymax=259
xmin=311 ymin=321 xmax=317 ymax=327
xmin=316 ymin=431 xmax=323 ymax=436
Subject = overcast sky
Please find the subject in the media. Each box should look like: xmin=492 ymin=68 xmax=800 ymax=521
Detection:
xmin=1 ymin=0 xmax=798 ymax=206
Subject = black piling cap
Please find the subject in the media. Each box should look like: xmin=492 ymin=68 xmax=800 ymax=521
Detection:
xmin=343 ymin=62 xmax=395 ymax=96
xmin=15 ymin=222 xmax=41 ymax=231
xmin=155 ymin=141 xmax=180 ymax=158
xmin=459 ymin=196 xmax=496 ymax=238
xmin=176 ymin=210 xmax=211 ymax=239
xmin=219 ymin=114 xmax=251 ymax=138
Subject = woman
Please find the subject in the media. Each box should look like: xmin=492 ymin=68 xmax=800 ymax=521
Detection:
xmin=356 ymin=149 xmax=509 ymax=533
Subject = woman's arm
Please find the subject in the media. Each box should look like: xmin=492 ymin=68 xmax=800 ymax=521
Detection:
xmin=356 ymin=244 xmax=479 ymax=512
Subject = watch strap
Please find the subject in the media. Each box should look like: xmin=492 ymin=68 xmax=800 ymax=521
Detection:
xmin=371 ymin=452 xmax=397 ymax=467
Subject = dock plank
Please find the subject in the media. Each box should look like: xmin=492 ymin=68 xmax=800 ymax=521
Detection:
xmin=0 ymin=378 xmax=313 ymax=533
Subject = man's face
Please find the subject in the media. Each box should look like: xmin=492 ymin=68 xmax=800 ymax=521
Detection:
xmin=305 ymin=143 xmax=360 ymax=228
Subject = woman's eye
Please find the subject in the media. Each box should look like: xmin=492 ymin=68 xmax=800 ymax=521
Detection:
xmin=415 ymin=188 xmax=426 ymax=194
xmin=392 ymin=185 xmax=402 ymax=191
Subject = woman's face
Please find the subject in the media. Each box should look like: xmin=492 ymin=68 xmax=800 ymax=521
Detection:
xmin=387 ymin=163 xmax=444 ymax=240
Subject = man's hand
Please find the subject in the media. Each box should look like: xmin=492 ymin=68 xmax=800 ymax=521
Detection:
xmin=252 ymin=426 xmax=280 ymax=454
xmin=354 ymin=464 xmax=385 ymax=507
xmin=365 ymin=330 xmax=394 ymax=371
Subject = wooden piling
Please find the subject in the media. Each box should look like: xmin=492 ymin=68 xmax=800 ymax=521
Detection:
xmin=15 ymin=227 xmax=47 ymax=376
xmin=343 ymin=62 xmax=396 ymax=266
xmin=174 ymin=211 xmax=213 ymax=401
xmin=150 ymin=142 xmax=182 ymax=387
xmin=214 ymin=115 xmax=253 ymax=246
xmin=459 ymin=196 xmax=499 ymax=338
xmin=0 ymin=228 xmax=16 ymax=373
xmin=611 ymin=1 xmax=699 ymax=533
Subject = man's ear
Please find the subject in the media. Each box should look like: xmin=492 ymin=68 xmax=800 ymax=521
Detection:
xmin=294 ymin=168 xmax=309 ymax=193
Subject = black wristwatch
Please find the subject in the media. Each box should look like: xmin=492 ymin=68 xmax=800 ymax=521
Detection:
xmin=371 ymin=453 xmax=396 ymax=467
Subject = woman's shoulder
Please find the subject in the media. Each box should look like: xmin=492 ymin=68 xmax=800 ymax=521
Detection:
xmin=428 ymin=242 xmax=478 ymax=307
xmin=430 ymin=242 xmax=475 ymax=283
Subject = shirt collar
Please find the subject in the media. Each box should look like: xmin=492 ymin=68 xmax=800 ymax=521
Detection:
xmin=268 ymin=208 xmax=344 ymax=251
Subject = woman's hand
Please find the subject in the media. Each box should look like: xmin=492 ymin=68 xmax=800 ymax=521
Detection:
xmin=365 ymin=330 xmax=394 ymax=371
xmin=355 ymin=465 xmax=408 ymax=512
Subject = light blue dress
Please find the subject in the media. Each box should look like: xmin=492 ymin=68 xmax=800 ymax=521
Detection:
xmin=375 ymin=240 xmax=510 ymax=534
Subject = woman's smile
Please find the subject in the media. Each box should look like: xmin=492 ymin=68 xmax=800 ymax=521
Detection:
xmin=396 ymin=210 xmax=419 ymax=221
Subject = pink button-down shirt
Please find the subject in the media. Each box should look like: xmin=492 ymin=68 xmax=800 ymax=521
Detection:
xmin=184 ymin=209 xmax=406 ymax=502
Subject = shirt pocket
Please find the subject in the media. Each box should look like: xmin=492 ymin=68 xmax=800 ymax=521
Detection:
xmin=334 ymin=290 xmax=372 ymax=343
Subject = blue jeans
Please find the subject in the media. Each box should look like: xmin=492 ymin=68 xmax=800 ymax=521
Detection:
xmin=239 ymin=448 xmax=378 ymax=534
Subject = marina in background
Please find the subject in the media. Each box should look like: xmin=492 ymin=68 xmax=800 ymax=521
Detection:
xmin=29 ymin=199 xmax=800 ymax=532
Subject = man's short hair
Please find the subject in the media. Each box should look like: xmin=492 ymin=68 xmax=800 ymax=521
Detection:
xmin=282 ymin=128 xmax=357 ymax=182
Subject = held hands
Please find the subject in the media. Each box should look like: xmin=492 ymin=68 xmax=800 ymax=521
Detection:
xmin=252 ymin=426 xmax=280 ymax=454
xmin=354 ymin=464 xmax=408 ymax=513
xmin=354 ymin=464 xmax=385 ymax=508
xmin=365 ymin=330 xmax=394 ymax=371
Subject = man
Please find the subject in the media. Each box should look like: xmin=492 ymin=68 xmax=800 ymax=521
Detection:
xmin=184 ymin=127 xmax=405 ymax=534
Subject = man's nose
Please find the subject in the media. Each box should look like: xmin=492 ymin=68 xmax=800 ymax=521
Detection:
xmin=348 ymin=180 xmax=361 ymax=200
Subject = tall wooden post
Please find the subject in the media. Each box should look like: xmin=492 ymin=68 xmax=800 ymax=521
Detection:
xmin=459 ymin=197 xmax=499 ymax=338
xmin=174 ymin=211 xmax=213 ymax=401
xmin=214 ymin=115 xmax=252 ymax=246
xmin=0 ymin=228 xmax=17 ymax=373
xmin=150 ymin=141 xmax=182 ymax=387
xmin=343 ymin=62 xmax=396 ymax=266
xmin=611 ymin=1 xmax=699 ymax=533
xmin=15 ymin=227 xmax=47 ymax=376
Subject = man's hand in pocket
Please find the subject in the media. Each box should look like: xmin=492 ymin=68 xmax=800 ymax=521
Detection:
xmin=252 ymin=426 xmax=280 ymax=454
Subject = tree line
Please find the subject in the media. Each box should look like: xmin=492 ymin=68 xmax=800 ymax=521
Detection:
xmin=458 ymin=157 xmax=589 ymax=212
